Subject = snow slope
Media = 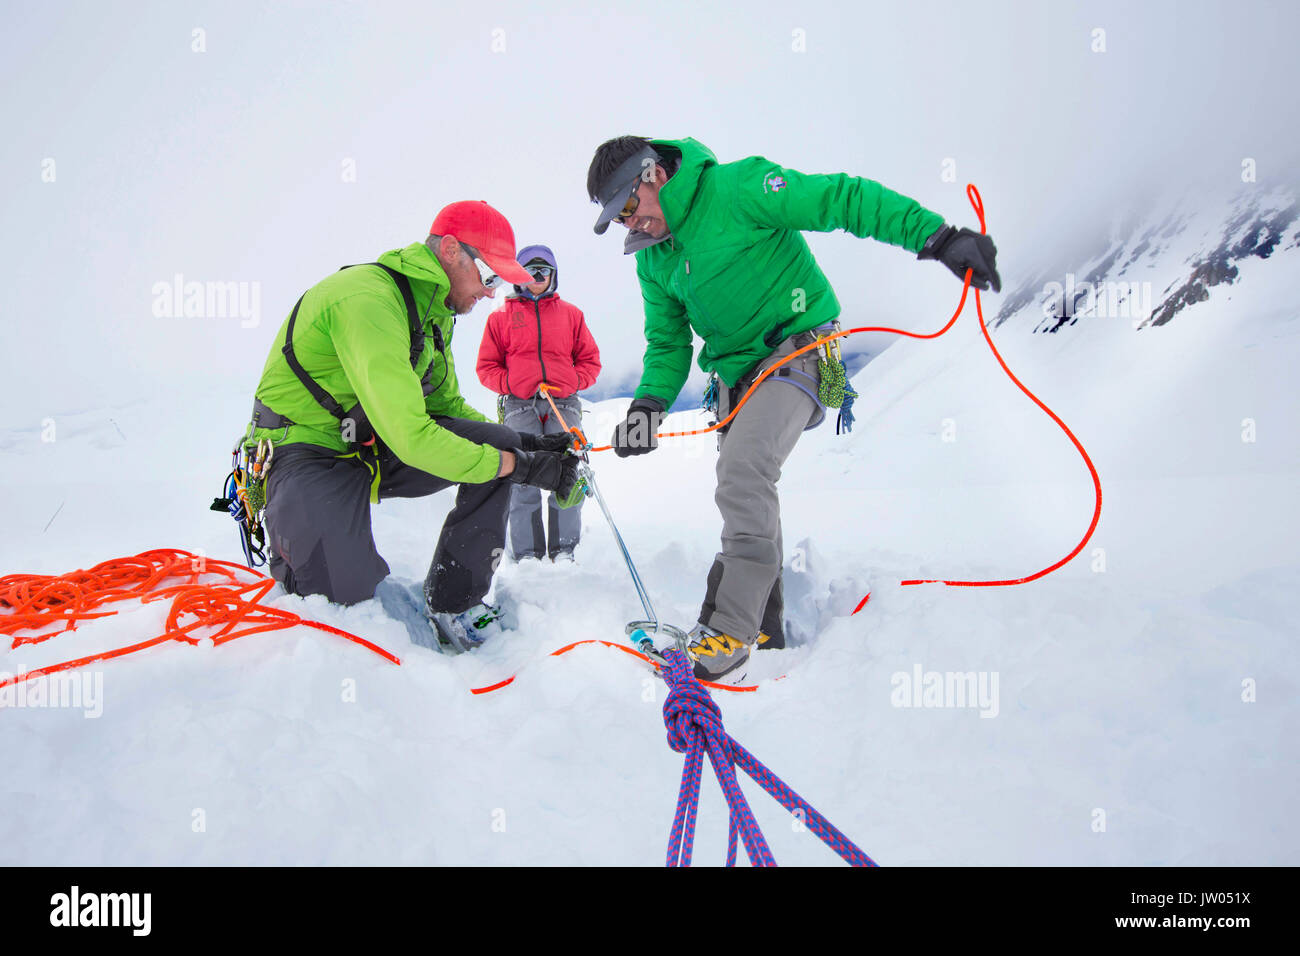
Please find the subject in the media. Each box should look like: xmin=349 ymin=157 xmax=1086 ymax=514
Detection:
xmin=2 ymin=255 xmax=1297 ymax=864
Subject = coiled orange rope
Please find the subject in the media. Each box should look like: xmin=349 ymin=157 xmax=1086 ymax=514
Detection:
xmin=0 ymin=548 xmax=399 ymax=690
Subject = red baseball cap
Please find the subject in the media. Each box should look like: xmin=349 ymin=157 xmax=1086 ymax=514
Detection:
xmin=429 ymin=201 xmax=533 ymax=284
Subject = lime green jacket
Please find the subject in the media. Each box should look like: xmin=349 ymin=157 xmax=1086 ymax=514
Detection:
xmin=633 ymin=138 xmax=945 ymax=405
xmin=250 ymin=242 xmax=498 ymax=490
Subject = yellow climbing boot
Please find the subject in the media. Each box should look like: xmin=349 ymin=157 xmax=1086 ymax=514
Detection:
xmin=685 ymin=624 xmax=752 ymax=684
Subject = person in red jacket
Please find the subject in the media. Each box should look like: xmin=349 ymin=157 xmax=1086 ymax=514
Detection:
xmin=477 ymin=244 xmax=601 ymax=561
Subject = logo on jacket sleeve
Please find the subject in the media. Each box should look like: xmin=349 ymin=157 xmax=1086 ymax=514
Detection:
xmin=762 ymin=171 xmax=787 ymax=193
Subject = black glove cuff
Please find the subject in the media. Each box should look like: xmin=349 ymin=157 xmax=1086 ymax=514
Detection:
xmin=629 ymin=396 xmax=667 ymax=414
xmin=917 ymin=224 xmax=954 ymax=260
xmin=506 ymin=448 xmax=532 ymax=484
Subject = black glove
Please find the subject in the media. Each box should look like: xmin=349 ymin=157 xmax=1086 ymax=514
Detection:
xmin=507 ymin=448 xmax=580 ymax=499
xmin=918 ymin=225 xmax=1001 ymax=293
xmin=518 ymin=431 xmax=576 ymax=454
xmin=611 ymin=397 xmax=665 ymax=458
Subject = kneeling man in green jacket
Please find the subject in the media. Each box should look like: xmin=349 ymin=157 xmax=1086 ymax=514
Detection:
xmin=588 ymin=137 xmax=1000 ymax=683
xmin=247 ymin=201 xmax=578 ymax=650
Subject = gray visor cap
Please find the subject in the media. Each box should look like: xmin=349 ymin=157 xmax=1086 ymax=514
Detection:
xmin=592 ymin=145 xmax=661 ymax=235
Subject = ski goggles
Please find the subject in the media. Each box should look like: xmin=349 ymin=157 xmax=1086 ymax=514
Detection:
xmin=525 ymin=264 xmax=554 ymax=281
xmin=460 ymin=243 xmax=506 ymax=291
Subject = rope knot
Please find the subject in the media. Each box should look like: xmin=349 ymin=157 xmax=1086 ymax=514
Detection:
xmin=657 ymin=648 xmax=874 ymax=867
xmin=660 ymin=649 xmax=726 ymax=755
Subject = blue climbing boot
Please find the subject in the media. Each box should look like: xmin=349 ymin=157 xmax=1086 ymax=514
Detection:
xmin=429 ymin=602 xmax=505 ymax=652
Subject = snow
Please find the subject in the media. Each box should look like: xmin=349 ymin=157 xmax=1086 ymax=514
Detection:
xmin=2 ymin=265 xmax=1297 ymax=865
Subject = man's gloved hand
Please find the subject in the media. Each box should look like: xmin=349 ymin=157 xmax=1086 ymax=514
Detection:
xmin=611 ymin=397 xmax=665 ymax=458
xmin=518 ymin=431 xmax=576 ymax=454
xmin=507 ymin=448 xmax=580 ymax=499
xmin=917 ymin=225 xmax=1002 ymax=293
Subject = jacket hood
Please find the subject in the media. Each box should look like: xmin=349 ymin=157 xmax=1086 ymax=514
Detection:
xmin=509 ymin=243 xmax=558 ymax=299
xmin=375 ymin=241 xmax=453 ymax=320
xmin=378 ymin=241 xmax=450 ymax=284
xmin=649 ymin=137 xmax=717 ymax=232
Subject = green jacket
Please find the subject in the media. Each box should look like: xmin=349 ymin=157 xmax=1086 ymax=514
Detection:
xmin=249 ymin=242 xmax=498 ymax=493
xmin=633 ymin=138 xmax=945 ymax=405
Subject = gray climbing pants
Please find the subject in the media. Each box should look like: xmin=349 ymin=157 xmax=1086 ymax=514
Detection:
xmin=501 ymin=394 xmax=584 ymax=560
xmin=699 ymin=331 xmax=826 ymax=643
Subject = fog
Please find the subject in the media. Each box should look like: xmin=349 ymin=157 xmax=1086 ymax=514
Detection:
xmin=3 ymin=0 xmax=1296 ymax=421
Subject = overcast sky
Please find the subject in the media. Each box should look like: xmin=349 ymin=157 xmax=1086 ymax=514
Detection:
xmin=3 ymin=0 xmax=1297 ymax=422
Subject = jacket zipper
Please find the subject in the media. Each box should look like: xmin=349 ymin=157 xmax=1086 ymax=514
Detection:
xmin=683 ymin=258 xmax=721 ymax=335
xmin=533 ymin=300 xmax=549 ymax=393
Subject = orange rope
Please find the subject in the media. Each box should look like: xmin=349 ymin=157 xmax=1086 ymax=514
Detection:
xmin=469 ymin=639 xmax=771 ymax=695
xmin=549 ymin=184 xmax=1102 ymax=618
xmin=2 ymin=187 xmax=1099 ymax=701
xmin=0 ymin=549 xmax=400 ymax=690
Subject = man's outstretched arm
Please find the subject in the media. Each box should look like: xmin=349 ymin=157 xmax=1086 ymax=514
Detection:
xmin=732 ymin=158 xmax=999 ymax=290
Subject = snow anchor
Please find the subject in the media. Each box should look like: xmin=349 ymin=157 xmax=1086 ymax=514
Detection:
xmin=660 ymin=647 xmax=875 ymax=867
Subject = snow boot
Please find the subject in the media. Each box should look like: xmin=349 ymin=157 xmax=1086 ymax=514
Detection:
xmin=684 ymin=623 xmax=752 ymax=684
xmin=375 ymin=577 xmax=442 ymax=650
xmin=429 ymin=602 xmax=506 ymax=652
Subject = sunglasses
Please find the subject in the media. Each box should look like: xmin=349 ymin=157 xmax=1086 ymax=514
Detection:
xmin=460 ymin=243 xmax=506 ymax=290
xmin=526 ymin=265 xmax=554 ymax=281
xmin=614 ymin=181 xmax=641 ymax=224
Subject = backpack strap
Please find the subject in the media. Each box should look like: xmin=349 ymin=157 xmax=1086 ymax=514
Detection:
xmin=265 ymin=262 xmax=425 ymax=440
xmin=356 ymin=262 xmax=423 ymax=371
xmin=280 ymin=290 xmax=347 ymax=421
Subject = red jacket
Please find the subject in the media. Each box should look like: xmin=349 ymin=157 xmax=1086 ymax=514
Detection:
xmin=477 ymin=293 xmax=601 ymax=399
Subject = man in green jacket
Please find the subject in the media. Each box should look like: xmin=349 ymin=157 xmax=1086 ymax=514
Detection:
xmin=247 ymin=200 xmax=579 ymax=650
xmin=587 ymin=137 xmax=1000 ymax=683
